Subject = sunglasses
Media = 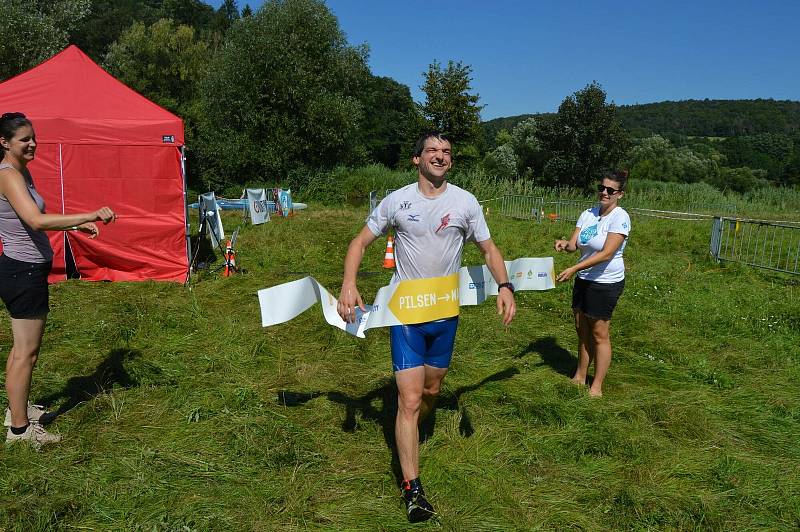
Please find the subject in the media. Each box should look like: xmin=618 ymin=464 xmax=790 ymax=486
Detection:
xmin=597 ymin=184 xmax=621 ymax=195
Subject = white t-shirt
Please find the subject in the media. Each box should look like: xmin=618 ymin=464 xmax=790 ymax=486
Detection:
xmin=575 ymin=205 xmax=630 ymax=283
xmin=367 ymin=182 xmax=490 ymax=282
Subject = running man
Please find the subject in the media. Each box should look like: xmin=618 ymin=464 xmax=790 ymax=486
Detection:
xmin=337 ymin=132 xmax=516 ymax=522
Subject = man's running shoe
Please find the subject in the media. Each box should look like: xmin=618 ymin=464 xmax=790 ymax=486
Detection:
xmin=4 ymin=402 xmax=49 ymax=427
xmin=402 ymin=478 xmax=436 ymax=523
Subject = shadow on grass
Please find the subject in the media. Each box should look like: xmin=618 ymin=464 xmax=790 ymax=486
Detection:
xmin=35 ymin=348 xmax=147 ymax=422
xmin=278 ymin=366 xmax=520 ymax=485
xmin=517 ymin=336 xmax=577 ymax=378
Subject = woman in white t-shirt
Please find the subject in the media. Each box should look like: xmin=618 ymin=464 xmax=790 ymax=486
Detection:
xmin=554 ymin=170 xmax=631 ymax=397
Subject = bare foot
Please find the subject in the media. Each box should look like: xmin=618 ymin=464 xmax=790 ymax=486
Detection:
xmin=588 ymin=388 xmax=603 ymax=398
xmin=571 ymin=376 xmax=586 ymax=386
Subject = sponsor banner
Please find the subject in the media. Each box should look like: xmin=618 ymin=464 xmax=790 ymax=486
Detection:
xmin=199 ymin=192 xmax=225 ymax=249
xmin=271 ymin=188 xmax=284 ymax=217
xmin=257 ymin=257 xmax=554 ymax=338
xmin=269 ymin=188 xmax=294 ymax=217
xmin=279 ymin=188 xmax=293 ymax=217
xmin=246 ymin=188 xmax=271 ymax=225
xmin=459 ymin=257 xmax=554 ymax=305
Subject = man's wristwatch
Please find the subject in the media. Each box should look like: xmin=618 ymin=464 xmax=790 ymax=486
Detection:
xmin=498 ymin=282 xmax=514 ymax=294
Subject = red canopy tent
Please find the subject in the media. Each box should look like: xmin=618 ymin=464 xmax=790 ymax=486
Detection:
xmin=0 ymin=45 xmax=189 ymax=283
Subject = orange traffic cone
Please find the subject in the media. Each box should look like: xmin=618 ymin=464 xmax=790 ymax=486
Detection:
xmin=224 ymin=239 xmax=236 ymax=277
xmin=383 ymin=235 xmax=396 ymax=269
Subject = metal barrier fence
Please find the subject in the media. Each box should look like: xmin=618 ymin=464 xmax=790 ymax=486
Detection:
xmin=710 ymin=217 xmax=800 ymax=274
xmin=628 ymin=207 xmax=713 ymax=221
xmin=686 ymin=202 xmax=737 ymax=215
xmin=499 ymin=195 xmax=544 ymax=221
xmin=543 ymin=200 xmax=595 ymax=222
xmin=497 ymin=195 xmax=740 ymax=224
xmin=499 ymin=196 xmax=596 ymax=223
xmin=493 ymin=195 xmax=799 ymax=274
xmin=498 ymin=196 xmax=595 ymax=223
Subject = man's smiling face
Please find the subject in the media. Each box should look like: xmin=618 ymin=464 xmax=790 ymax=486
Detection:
xmin=413 ymin=137 xmax=452 ymax=183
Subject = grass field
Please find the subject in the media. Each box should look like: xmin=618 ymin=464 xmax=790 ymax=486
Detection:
xmin=1 ymin=198 xmax=799 ymax=530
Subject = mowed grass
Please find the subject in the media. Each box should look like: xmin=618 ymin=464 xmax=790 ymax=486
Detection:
xmin=1 ymin=203 xmax=799 ymax=530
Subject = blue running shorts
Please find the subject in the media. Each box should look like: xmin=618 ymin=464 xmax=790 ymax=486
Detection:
xmin=390 ymin=317 xmax=459 ymax=372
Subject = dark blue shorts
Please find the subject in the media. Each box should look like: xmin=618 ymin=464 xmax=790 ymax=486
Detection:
xmin=572 ymin=277 xmax=625 ymax=321
xmin=0 ymin=254 xmax=51 ymax=319
xmin=390 ymin=317 xmax=459 ymax=372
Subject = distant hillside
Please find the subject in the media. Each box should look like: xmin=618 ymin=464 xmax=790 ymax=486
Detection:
xmin=617 ymin=99 xmax=800 ymax=137
xmin=483 ymin=99 xmax=800 ymax=147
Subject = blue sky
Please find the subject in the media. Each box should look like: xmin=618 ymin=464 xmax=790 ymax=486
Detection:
xmin=209 ymin=0 xmax=800 ymax=120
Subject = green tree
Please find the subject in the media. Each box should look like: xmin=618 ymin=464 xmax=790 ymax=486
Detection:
xmin=198 ymin=0 xmax=370 ymax=189
xmin=160 ymin=0 xmax=224 ymax=32
xmin=420 ymin=60 xmax=484 ymax=162
xmin=71 ymin=0 xmax=225 ymax=61
xmin=494 ymin=129 xmax=512 ymax=146
xmin=539 ymin=82 xmax=629 ymax=189
xmin=482 ymin=143 xmax=517 ymax=180
xmin=482 ymin=128 xmax=518 ymax=179
xmin=708 ymin=167 xmax=769 ymax=193
xmin=718 ymin=133 xmax=794 ymax=183
xmin=509 ymin=117 xmax=546 ymax=179
xmin=623 ymin=135 xmax=721 ymax=183
xmin=104 ymin=19 xmax=210 ymax=114
xmin=220 ymin=0 xmax=241 ymax=21
xmin=358 ymin=76 xmax=419 ymax=168
xmin=104 ymin=18 xmax=213 ymax=187
xmin=483 ymin=118 xmax=547 ymax=180
xmin=0 ymin=0 xmax=90 ymax=80
xmin=70 ymin=0 xmax=157 ymax=61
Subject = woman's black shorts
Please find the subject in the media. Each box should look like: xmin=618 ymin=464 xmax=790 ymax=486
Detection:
xmin=572 ymin=277 xmax=625 ymax=321
xmin=0 ymin=254 xmax=51 ymax=319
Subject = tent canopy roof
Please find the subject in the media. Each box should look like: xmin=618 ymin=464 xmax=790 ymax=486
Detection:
xmin=0 ymin=45 xmax=184 ymax=145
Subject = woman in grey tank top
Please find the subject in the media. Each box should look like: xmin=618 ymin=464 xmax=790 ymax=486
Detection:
xmin=0 ymin=112 xmax=117 ymax=448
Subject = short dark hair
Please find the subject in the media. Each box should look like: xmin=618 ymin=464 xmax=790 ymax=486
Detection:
xmin=413 ymin=131 xmax=451 ymax=157
xmin=0 ymin=112 xmax=32 ymax=149
xmin=603 ymin=169 xmax=629 ymax=191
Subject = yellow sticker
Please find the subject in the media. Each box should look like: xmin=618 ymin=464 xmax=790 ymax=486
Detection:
xmin=388 ymin=273 xmax=460 ymax=324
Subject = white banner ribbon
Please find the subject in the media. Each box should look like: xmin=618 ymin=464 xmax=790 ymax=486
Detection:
xmin=258 ymin=257 xmax=555 ymax=338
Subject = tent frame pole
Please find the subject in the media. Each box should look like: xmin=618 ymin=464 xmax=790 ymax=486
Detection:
xmin=182 ymin=145 xmax=191 ymax=284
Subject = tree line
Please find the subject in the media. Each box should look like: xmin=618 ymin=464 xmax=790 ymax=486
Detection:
xmin=2 ymin=0 xmax=798 ymax=194
xmin=2 ymin=0 xmax=489 ymax=192
xmin=484 ymin=100 xmax=800 ymax=190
